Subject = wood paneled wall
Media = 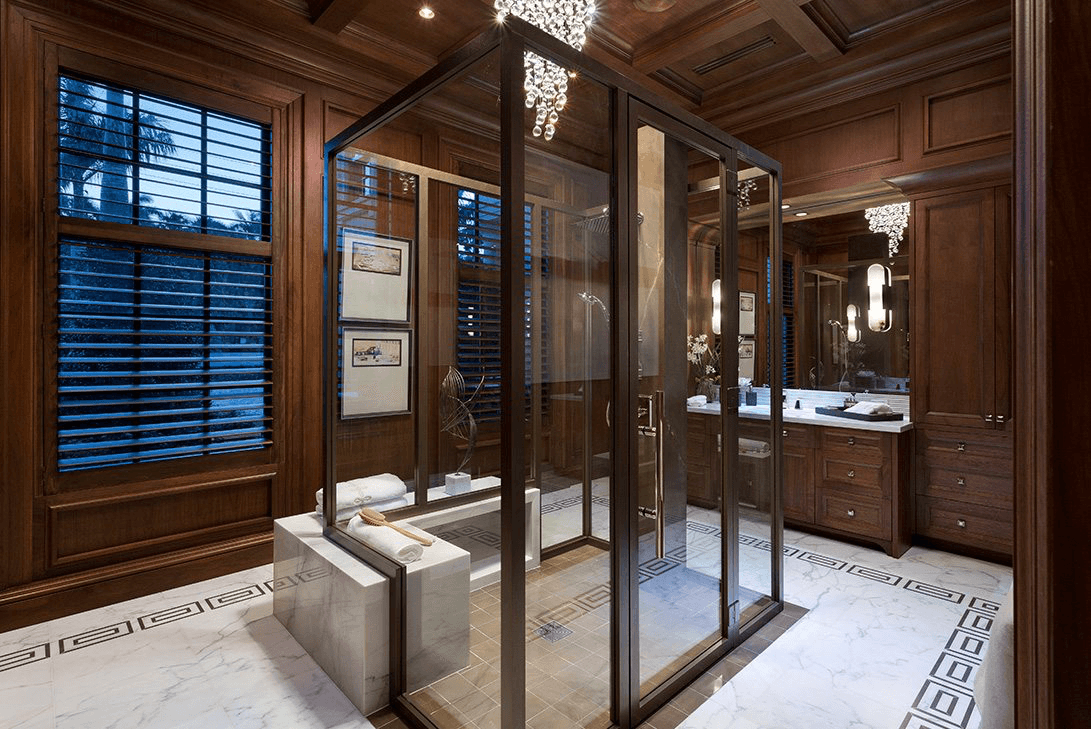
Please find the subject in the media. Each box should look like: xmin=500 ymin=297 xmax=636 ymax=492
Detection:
xmin=739 ymin=56 xmax=1012 ymax=201
xmin=0 ymin=0 xmax=439 ymax=629
xmin=0 ymin=0 xmax=1015 ymax=630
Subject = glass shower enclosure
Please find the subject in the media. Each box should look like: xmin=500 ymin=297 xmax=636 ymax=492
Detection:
xmin=322 ymin=16 xmax=784 ymax=729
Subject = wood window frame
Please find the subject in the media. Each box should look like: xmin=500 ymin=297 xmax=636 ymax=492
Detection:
xmin=41 ymin=46 xmax=287 ymax=495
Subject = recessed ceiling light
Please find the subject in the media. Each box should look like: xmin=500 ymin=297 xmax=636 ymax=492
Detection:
xmin=418 ymin=6 xmax=435 ymax=19
xmin=795 ymin=211 xmax=808 ymax=217
xmin=781 ymin=203 xmax=791 ymax=209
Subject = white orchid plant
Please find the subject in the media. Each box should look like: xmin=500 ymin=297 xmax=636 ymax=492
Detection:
xmin=686 ymin=333 xmax=721 ymax=389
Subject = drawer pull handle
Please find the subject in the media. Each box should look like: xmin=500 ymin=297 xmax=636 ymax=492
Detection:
xmin=957 ymin=476 xmax=966 ymax=486
xmin=847 ymin=437 xmax=855 ymax=446
xmin=847 ymin=509 xmax=856 ymax=518
xmin=996 ymin=414 xmax=1006 ymax=423
xmin=957 ymin=518 xmax=967 ymax=529
xmin=957 ymin=441 xmax=966 ymax=452
xmin=985 ymin=413 xmax=994 ymax=422
xmin=847 ymin=469 xmax=855 ymax=479
xmin=782 ymin=429 xmax=789 ymax=438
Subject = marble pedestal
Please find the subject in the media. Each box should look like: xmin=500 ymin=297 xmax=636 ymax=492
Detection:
xmin=273 ymin=513 xmax=470 ymax=715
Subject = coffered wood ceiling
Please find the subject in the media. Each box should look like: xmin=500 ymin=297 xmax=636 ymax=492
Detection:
xmin=294 ymin=0 xmax=1010 ymax=133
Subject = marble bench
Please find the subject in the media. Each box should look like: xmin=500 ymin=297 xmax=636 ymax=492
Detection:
xmin=273 ymin=513 xmax=470 ymax=715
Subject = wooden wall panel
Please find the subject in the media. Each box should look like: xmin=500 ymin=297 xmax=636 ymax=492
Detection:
xmin=924 ymin=76 xmax=1012 ymax=154
xmin=766 ymin=106 xmax=901 ymax=185
xmin=48 ymin=475 xmax=273 ymax=568
xmin=741 ymin=56 xmax=1012 ymax=200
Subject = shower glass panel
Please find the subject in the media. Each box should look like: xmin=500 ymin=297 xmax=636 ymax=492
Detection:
xmin=633 ymin=118 xmax=727 ymax=700
xmin=324 ymin=20 xmax=784 ymax=728
xmin=734 ymin=160 xmax=781 ymax=626
xmin=522 ymin=69 xmax=614 ymax=728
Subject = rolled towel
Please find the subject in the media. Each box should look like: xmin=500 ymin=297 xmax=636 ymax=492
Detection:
xmin=845 ymin=400 xmax=893 ymax=415
xmin=316 ymin=496 xmax=409 ymax=521
xmin=315 ymin=473 xmax=406 ymax=511
xmin=346 ymin=514 xmax=424 ymax=564
xmin=686 ymin=394 xmax=708 ymax=407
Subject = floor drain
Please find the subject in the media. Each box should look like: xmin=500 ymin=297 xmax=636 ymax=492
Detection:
xmin=534 ymin=621 xmax=573 ymax=643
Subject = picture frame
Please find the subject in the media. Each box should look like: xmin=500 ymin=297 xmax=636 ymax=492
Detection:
xmin=341 ymin=328 xmax=412 ymax=418
xmin=738 ymin=336 xmax=756 ymax=380
xmin=739 ymin=291 xmax=756 ymax=336
xmin=340 ymin=230 xmax=412 ymax=322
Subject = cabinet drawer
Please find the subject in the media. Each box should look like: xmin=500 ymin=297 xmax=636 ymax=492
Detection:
xmin=820 ymin=456 xmax=885 ymax=494
xmin=816 ymin=487 xmax=889 ymax=540
xmin=779 ymin=423 xmax=815 ymax=447
xmin=917 ymin=429 xmax=1012 ymax=467
xmin=915 ymin=495 xmax=1012 ymax=554
xmin=917 ymin=465 xmax=1012 ymax=507
xmin=820 ymin=428 xmax=886 ymax=461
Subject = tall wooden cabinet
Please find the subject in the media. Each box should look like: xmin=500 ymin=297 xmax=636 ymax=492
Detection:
xmin=910 ymin=182 xmax=1013 ymax=559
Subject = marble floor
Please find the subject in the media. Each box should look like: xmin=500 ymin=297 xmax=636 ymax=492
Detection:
xmin=0 ymin=520 xmax=1010 ymax=729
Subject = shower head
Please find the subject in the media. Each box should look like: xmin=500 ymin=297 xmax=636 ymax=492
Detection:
xmin=578 ymin=291 xmax=610 ymax=323
xmin=573 ymin=207 xmax=645 ymax=233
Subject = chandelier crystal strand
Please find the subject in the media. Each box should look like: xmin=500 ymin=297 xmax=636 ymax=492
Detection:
xmin=865 ymin=202 xmax=910 ymax=257
xmin=495 ymin=0 xmax=596 ymax=141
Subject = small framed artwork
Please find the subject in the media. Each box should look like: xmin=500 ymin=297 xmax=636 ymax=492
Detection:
xmin=738 ymin=336 xmax=755 ymax=380
xmin=739 ymin=291 xmax=756 ymax=336
xmin=342 ymin=328 xmax=411 ymax=418
xmin=341 ymin=230 xmax=412 ymax=322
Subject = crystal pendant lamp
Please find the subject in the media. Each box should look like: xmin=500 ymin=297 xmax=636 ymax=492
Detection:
xmin=495 ymin=0 xmax=596 ymax=140
xmin=864 ymin=202 xmax=910 ymax=257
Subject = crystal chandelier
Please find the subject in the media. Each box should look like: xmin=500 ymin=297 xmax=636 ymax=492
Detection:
xmin=737 ymin=178 xmax=757 ymax=211
xmin=865 ymin=202 xmax=910 ymax=257
xmin=495 ymin=0 xmax=596 ymax=141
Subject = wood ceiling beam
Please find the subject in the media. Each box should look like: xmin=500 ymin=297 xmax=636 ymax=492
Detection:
xmin=754 ymin=0 xmax=841 ymax=62
xmin=310 ymin=0 xmax=372 ymax=34
xmin=632 ymin=1 xmax=770 ymax=73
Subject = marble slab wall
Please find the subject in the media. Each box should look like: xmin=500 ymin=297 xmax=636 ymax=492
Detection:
xmin=273 ymin=514 xmax=470 ymax=714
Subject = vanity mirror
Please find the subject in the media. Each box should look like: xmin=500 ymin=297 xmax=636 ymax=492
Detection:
xmin=799 ymin=252 xmax=910 ymax=394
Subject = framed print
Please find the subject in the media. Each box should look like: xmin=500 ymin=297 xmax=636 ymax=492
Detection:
xmin=341 ymin=230 xmax=412 ymax=322
xmin=739 ymin=291 xmax=756 ymax=336
xmin=739 ymin=336 xmax=755 ymax=380
xmin=342 ymin=328 xmax=411 ymax=418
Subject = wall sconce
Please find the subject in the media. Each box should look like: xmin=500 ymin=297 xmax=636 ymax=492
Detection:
xmin=867 ymin=263 xmax=893 ymax=332
xmin=845 ymin=304 xmax=860 ymax=343
xmin=711 ymin=278 xmax=721 ymax=335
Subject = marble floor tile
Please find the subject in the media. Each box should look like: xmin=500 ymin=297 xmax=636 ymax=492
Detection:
xmin=1 ymin=512 xmax=1011 ymax=729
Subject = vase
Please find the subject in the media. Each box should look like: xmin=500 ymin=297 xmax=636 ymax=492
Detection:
xmin=696 ymin=379 xmax=719 ymax=402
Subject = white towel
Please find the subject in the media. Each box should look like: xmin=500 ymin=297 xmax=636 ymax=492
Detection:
xmin=346 ymin=515 xmax=424 ymax=564
xmin=316 ymin=496 xmax=409 ymax=522
xmin=687 ymin=394 xmax=708 ymax=406
xmin=845 ymin=400 xmax=893 ymax=415
xmin=315 ymin=473 xmax=406 ymax=512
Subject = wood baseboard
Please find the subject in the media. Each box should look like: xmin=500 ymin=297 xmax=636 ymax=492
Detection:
xmin=0 ymin=533 xmax=273 ymax=633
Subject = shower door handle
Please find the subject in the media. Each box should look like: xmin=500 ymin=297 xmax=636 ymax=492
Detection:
xmin=653 ymin=390 xmax=666 ymax=559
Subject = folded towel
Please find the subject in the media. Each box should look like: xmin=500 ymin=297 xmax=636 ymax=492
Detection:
xmin=738 ymin=437 xmax=770 ymax=455
xmin=845 ymin=400 xmax=893 ymax=415
xmin=687 ymin=394 xmax=708 ymax=406
xmin=738 ymin=377 xmax=752 ymax=388
xmin=316 ymin=496 xmax=409 ymax=521
xmin=316 ymin=473 xmax=406 ymax=512
xmin=346 ymin=515 xmax=425 ymax=564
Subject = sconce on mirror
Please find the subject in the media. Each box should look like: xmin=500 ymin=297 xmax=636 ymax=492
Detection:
xmin=867 ymin=263 xmax=892 ymax=332
xmin=845 ymin=304 xmax=860 ymax=343
xmin=711 ymin=278 xmax=721 ymax=335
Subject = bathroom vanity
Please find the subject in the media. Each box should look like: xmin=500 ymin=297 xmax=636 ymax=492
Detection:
xmin=688 ymin=401 xmax=913 ymax=557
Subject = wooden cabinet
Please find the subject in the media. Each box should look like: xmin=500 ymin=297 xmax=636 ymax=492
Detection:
xmin=783 ymin=423 xmax=911 ymax=557
xmin=914 ymin=425 xmax=1013 ymax=558
xmin=782 ymin=424 xmax=815 ymax=523
xmin=686 ymin=413 xmax=721 ymax=509
xmin=912 ymin=185 xmax=1012 ymax=432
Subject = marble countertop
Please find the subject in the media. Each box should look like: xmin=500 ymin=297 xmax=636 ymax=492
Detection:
xmin=687 ymin=402 xmax=914 ymax=433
